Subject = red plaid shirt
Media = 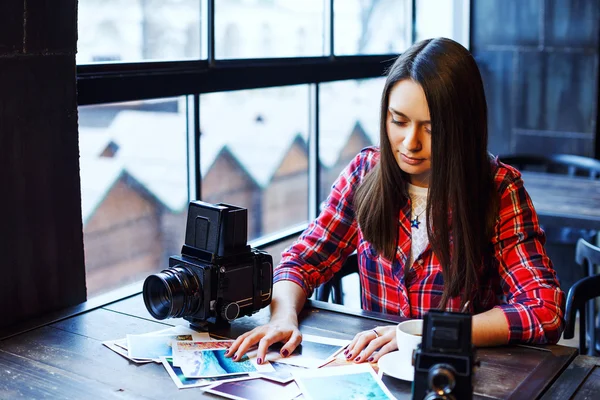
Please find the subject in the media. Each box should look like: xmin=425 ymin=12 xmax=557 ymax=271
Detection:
xmin=274 ymin=147 xmax=565 ymax=345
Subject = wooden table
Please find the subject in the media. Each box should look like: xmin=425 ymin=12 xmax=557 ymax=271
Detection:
xmin=540 ymin=355 xmax=600 ymax=399
xmin=522 ymin=171 xmax=600 ymax=231
xmin=0 ymin=295 xmax=577 ymax=399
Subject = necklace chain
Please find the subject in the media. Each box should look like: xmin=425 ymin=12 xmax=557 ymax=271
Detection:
xmin=411 ymin=200 xmax=427 ymax=229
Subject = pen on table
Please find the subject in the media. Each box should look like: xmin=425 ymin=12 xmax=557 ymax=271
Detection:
xmin=332 ymin=343 xmax=349 ymax=358
xmin=461 ymin=300 xmax=471 ymax=313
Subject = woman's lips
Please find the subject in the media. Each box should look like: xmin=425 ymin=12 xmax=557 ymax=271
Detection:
xmin=400 ymin=153 xmax=425 ymax=165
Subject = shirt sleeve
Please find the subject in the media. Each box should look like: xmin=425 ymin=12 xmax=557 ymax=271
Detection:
xmin=273 ymin=150 xmax=373 ymax=297
xmin=491 ymin=171 xmax=565 ymax=345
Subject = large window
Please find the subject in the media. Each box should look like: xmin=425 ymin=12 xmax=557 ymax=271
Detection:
xmin=334 ymin=0 xmax=412 ymax=55
xmin=78 ymin=0 xmax=204 ymax=63
xmin=415 ymin=0 xmax=470 ymax=48
xmin=200 ymin=86 xmax=311 ymax=239
xmin=77 ymin=0 xmax=469 ymax=299
xmin=78 ymin=97 xmax=190 ymax=297
xmin=318 ymin=78 xmax=384 ymax=203
xmin=216 ymin=0 xmax=326 ymax=58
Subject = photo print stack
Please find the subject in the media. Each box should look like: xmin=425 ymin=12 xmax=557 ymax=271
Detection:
xmin=103 ymin=328 xmax=395 ymax=399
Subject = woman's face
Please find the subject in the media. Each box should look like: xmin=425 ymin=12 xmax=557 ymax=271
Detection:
xmin=386 ymin=79 xmax=432 ymax=188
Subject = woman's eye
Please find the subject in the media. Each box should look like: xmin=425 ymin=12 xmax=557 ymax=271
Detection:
xmin=391 ymin=119 xmax=406 ymax=126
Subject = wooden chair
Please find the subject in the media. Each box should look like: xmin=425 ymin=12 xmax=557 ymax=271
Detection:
xmin=497 ymin=153 xmax=600 ymax=179
xmin=499 ymin=153 xmax=599 ymax=293
xmin=315 ymin=253 xmax=360 ymax=305
xmin=564 ymin=238 xmax=600 ymax=355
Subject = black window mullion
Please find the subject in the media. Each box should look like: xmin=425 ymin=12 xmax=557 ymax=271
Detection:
xmin=411 ymin=0 xmax=417 ymax=44
xmin=329 ymin=0 xmax=334 ymax=57
xmin=193 ymin=94 xmax=201 ymax=201
xmin=308 ymin=84 xmax=321 ymax=222
xmin=76 ymin=55 xmax=396 ymax=105
xmin=207 ymin=0 xmax=215 ymax=65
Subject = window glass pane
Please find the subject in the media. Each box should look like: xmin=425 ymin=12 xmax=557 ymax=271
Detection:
xmin=334 ymin=0 xmax=412 ymax=55
xmin=215 ymin=0 xmax=326 ymax=59
xmin=79 ymin=97 xmax=189 ymax=297
xmin=77 ymin=0 xmax=203 ymax=64
xmin=415 ymin=0 xmax=470 ymax=48
xmin=200 ymin=86 xmax=310 ymax=239
xmin=319 ymin=78 xmax=385 ymax=203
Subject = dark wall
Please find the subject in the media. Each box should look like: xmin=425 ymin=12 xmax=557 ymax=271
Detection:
xmin=0 ymin=0 xmax=85 ymax=328
xmin=472 ymin=0 xmax=599 ymax=158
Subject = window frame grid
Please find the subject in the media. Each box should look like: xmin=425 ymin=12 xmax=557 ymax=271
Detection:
xmin=77 ymin=0 xmax=417 ymax=248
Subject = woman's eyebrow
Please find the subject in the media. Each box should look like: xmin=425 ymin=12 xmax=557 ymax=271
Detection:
xmin=388 ymin=107 xmax=430 ymax=124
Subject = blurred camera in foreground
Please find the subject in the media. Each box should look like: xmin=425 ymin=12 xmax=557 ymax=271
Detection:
xmin=412 ymin=310 xmax=477 ymax=400
xmin=143 ymin=201 xmax=273 ymax=329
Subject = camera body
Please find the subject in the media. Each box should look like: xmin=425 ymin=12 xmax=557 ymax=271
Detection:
xmin=143 ymin=201 xmax=273 ymax=328
xmin=412 ymin=310 xmax=476 ymax=400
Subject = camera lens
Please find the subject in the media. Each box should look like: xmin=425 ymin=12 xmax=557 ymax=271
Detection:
xmin=423 ymin=393 xmax=455 ymax=400
xmin=427 ymin=364 xmax=456 ymax=396
xmin=143 ymin=265 xmax=202 ymax=319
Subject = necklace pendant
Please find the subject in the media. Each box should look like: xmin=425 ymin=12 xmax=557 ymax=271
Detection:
xmin=411 ymin=215 xmax=421 ymax=229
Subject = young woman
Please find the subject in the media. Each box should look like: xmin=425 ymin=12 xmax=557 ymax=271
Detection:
xmin=225 ymin=37 xmax=564 ymax=365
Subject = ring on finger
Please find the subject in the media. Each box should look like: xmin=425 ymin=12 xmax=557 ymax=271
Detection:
xmin=372 ymin=329 xmax=380 ymax=338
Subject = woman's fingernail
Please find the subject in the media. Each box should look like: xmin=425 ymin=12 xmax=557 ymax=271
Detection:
xmin=367 ymin=357 xmax=374 ymax=362
xmin=257 ymin=358 xmax=262 ymax=365
xmin=233 ymin=354 xmax=238 ymax=361
xmin=225 ymin=349 xmax=230 ymax=355
xmin=346 ymin=353 xmax=352 ymax=359
xmin=344 ymin=349 xmax=349 ymax=355
xmin=281 ymin=349 xmax=289 ymax=357
xmin=355 ymin=356 xmax=361 ymax=362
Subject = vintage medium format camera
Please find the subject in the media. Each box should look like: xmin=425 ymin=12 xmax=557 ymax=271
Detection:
xmin=412 ymin=310 xmax=477 ymax=400
xmin=142 ymin=201 xmax=273 ymax=329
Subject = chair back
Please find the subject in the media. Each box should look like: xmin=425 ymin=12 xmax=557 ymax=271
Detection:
xmin=564 ymin=238 xmax=600 ymax=354
xmin=315 ymin=253 xmax=359 ymax=305
xmin=498 ymin=154 xmax=599 ymax=251
xmin=575 ymin=236 xmax=600 ymax=269
xmin=551 ymin=154 xmax=600 ymax=179
xmin=498 ymin=153 xmax=600 ymax=179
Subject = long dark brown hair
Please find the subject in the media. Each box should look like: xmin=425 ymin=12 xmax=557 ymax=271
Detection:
xmin=354 ymin=38 xmax=498 ymax=309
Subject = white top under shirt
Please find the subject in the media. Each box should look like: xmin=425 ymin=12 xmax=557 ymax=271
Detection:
xmin=408 ymin=183 xmax=429 ymax=267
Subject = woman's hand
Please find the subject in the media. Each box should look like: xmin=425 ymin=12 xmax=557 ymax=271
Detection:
xmin=226 ymin=281 xmax=307 ymax=364
xmin=225 ymin=315 xmax=302 ymax=365
xmin=345 ymin=325 xmax=397 ymax=363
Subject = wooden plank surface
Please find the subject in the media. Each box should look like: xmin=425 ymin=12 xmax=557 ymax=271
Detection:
xmin=574 ymin=367 xmax=600 ymax=399
xmin=0 ymin=294 xmax=579 ymax=399
xmin=507 ymin=345 xmax=578 ymax=400
xmin=540 ymin=355 xmax=600 ymax=399
xmin=0 ymin=324 xmax=215 ymax=399
xmin=0 ymin=348 xmax=142 ymax=399
xmin=522 ymin=172 xmax=600 ymax=229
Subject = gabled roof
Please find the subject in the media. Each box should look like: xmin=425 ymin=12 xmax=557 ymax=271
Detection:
xmin=204 ymin=145 xmax=261 ymax=189
xmin=79 ymin=80 xmax=384 ymax=220
xmin=79 ymin=158 xmax=124 ymax=224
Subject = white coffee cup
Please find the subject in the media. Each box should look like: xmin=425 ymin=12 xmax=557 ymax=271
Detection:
xmin=395 ymin=319 xmax=423 ymax=369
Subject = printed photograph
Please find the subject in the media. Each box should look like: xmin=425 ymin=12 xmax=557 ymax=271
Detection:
xmin=267 ymin=334 xmax=349 ymax=368
xmin=127 ymin=333 xmax=195 ymax=360
xmin=111 ymin=338 xmax=128 ymax=351
xmin=180 ymin=349 xmax=274 ymax=378
xmin=160 ymin=356 xmax=251 ymax=390
xmin=293 ymin=364 xmax=395 ymax=400
xmin=126 ymin=326 xmax=211 ymax=360
xmin=258 ymin=361 xmax=307 ymax=383
xmin=205 ymin=377 xmax=302 ymax=400
xmin=172 ymin=340 xmax=233 ymax=367
xmin=322 ymin=349 xmax=379 ymax=374
xmin=138 ymin=325 xmax=212 ymax=343
xmin=102 ymin=340 xmax=154 ymax=364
